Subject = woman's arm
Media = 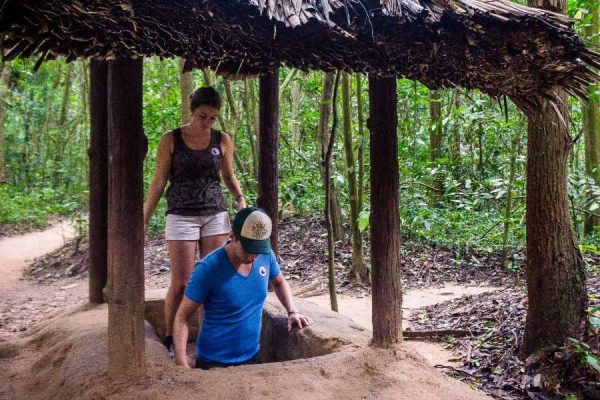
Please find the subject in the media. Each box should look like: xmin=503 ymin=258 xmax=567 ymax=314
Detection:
xmin=219 ymin=132 xmax=246 ymax=210
xmin=143 ymin=132 xmax=173 ymax=234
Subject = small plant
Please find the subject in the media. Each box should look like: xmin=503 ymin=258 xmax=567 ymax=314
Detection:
xmin=568 ymin=306 xmax=600 ymax=374
xmin=569 ymin=338 xmax=600 ymax=373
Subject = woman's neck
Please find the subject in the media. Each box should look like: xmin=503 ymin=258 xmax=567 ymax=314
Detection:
xmin=184 ymin=121 xmax=211 ymax=137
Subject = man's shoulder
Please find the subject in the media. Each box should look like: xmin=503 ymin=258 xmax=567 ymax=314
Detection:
xmin=194 ymin=247 xmax=226 ymax=272
xmin=205 ymin=246 xmax=226 ymax=264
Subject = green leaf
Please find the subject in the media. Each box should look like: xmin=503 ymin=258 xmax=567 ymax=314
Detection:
xmin=357 ymin=210 xmax=370 ymax=232
xmin=585 ymin=353 xmax=600 ymax=373
xmin=589 ymin=315 xmax=600 ymax=330
xmin=424 ymin=220 xmax=431 ymax=231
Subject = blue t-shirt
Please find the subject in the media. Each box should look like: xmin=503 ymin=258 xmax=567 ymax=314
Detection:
xmin=183 ymin=247 xmax=280 ymax=364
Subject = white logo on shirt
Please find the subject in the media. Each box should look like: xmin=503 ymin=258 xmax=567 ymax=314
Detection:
xmin=211 ymin=147 xmax=220 ymax=156
xmin=259 ymin=266 xmax=267 ymax=276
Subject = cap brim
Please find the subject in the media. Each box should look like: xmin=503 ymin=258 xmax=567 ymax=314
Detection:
xmin=239 ymin=236 xmax=271 ymax=255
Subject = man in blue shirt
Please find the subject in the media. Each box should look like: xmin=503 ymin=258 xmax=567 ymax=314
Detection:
xmin=173 ymin=207 xmax=313 ymax=369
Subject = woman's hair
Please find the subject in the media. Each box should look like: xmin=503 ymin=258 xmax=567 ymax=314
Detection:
xmin=190 ymin=86 xmax=222 ymax=111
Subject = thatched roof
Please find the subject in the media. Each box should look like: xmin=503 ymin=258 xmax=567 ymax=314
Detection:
xmin=0 ymin=0 xmax=598 ymax=102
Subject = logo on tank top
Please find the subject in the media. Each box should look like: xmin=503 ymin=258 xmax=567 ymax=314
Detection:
xmin=211 ymin=147 xmax=220 ymax=156
xmin=259 ymin=266 xmax=267 ymax=276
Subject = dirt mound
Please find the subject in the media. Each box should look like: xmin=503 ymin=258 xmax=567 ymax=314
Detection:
xmin=1 ymin=301 xmax=490 ymax=400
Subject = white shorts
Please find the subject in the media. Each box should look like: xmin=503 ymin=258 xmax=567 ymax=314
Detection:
xmin=165 ymin=212 xmax=231 ymax=241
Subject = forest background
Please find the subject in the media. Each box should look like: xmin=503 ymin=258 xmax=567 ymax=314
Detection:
xmin=0 ymin=0 xmax=597 ymax=275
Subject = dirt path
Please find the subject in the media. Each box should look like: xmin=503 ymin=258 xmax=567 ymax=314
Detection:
xmin=0 ymin=221 xmax=77 ymax=290
xmin=303 ymin=284 xmax=500 ymax=366
xmin=0 ymin=222 xmax=83 ymax=338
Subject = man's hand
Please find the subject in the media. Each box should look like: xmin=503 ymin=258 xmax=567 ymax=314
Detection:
xmin=174 ymin=354 xmax=191 ymax=369
xmin=287 ymin=311 xmax=313 ymax=331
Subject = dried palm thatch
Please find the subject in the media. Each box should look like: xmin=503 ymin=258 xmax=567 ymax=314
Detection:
xmin=0 ymin=0 xmax=598 ymax=102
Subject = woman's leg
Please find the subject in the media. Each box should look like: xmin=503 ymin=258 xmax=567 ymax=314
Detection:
xmin=198 ymin=211 xmax=231 ymax=258
xmin=199 ymin=233 xmax=229 ymax=259
xmin=165 ymin=240 xmax=197 ymax=338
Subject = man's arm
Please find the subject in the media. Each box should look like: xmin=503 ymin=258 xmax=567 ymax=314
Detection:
xmin=270 ymin=273 xmax=313 ymax=331
xmin=173 ymin=296 xmax=200 ymax=367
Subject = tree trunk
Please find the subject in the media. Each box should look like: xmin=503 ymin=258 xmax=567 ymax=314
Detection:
xmin=500 ymin=125 xmax=521 ymax=268
xmin=257 ymin=70 xmax=279 ymax=255
xmin=221 ymin=79 xmax=249 ymax=194
xmin=291 ymin=80 xmax=302 ymax=145
xmin=52 ymin=62 xmax=73 ymax=187
xmin=520 ymin=0 xmax=587 ymax=357
xmin=368 ymin=75 xmax=403 ymax=347
xmin=178 ymin=58 xmax=193 ymax=124
xmin=477 ymin=122 xmax=485 ymax=180
xmin=88 ymin=60 xmax=109 ymax=304
xmin=0 ymin=67 xmax=10 ymax=184
xmin=450 ymin=90 xmax=462 ymax=179
xmin=356 ymin=74 xmax=366 ymax=212
xmin=451 ymin=90 xmax=462 ymax=161
xmin=342 ymin=72 xmax=367 ymax=282
xmin=521 ymin=95 xmax=587 ymax=356
xmin=429 ymin=89 xmax=444 ymax=205
xmin=317 ymin=72 xmax=344 ymax=241
xmin=40 ymin=64 xmax=63 ymax=184
xmin=78 ymin=60 xmax=90 ymax=156
xmin=325 ymin=72 xmax=341 ymax=312
xmin=583 ymin=6 xmax=600 ymax=235
xmin=202 ymin=68 xmax=214 ymax=87
xmin=107 ymin=58 xmax=145 ymax=379
xmin=223 ymin=79 xmax=240 ymax=137
xmin=242 ymin=79 xmax=258 ymax=179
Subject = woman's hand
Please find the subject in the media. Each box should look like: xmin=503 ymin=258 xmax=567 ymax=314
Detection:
xmin=143 ymin=221 xmax=149 ymax=246
xmin=236 ymin=195 xmax=246 ymax=211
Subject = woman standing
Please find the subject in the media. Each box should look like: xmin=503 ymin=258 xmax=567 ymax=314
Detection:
xmin=143 ymin=87 xmax=246 ymax=357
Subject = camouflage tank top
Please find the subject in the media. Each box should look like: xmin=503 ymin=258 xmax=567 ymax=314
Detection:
xmin=166 ymin=128 xmax=227 ymax=216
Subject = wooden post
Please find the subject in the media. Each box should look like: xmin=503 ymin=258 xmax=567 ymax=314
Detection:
xmin=88 ymin=60 xmax=108 ymax=304
xmin=518 ymin=0 xmax=587 ymax=357
xmin=107 ymin=58 xmax=145 ymax=378
xmin=368 ymin=74 xmax=403 ymax=347
xmin=521 ymin=95 xmax=586 ymax=355
xmin=257 ymin=69 xmax=279 ymax=254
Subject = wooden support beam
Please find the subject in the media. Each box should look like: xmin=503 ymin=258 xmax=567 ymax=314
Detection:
xmin=368 ymin=75 xmax=403 ymax=347
xmin=107 ymin=58 xmax=145 ymax=378
xmin=257 ymin=69 xmax=279 ymax=254
xmin=88 ymin=60 xmax=108 ymax=304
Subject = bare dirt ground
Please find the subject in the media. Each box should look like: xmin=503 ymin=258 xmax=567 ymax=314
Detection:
xmin=1 ymin=302 xmax=491 ymax=400
xmin=0 ymin=220 xmax=499 ymax=400
xmin=0 ymin=221 xmax=76 ymax=290
xmin=4 ymin=217 xmax=598 ymax=399
xmin=305 ymin=285 xmax=500 ymax=367
xmin=0 ymin=222 xmax=84 ymax=339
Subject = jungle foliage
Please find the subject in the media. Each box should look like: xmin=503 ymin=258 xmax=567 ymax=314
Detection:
xmin=0 ymin=0 xmax=597 ymax=263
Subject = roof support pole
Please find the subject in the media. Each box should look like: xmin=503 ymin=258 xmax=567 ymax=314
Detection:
xmin=368 ymin=75 xmax=403 ymax=347
xmin=519 ymin=0 xmax=587 ymax=357
xmin=107 ymin=58 xmax=145 ymax=378
xmin=88 ymin=60 xmax=108 ymax=304
xmin=257 ymin=69 xmax=279 ymax=254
